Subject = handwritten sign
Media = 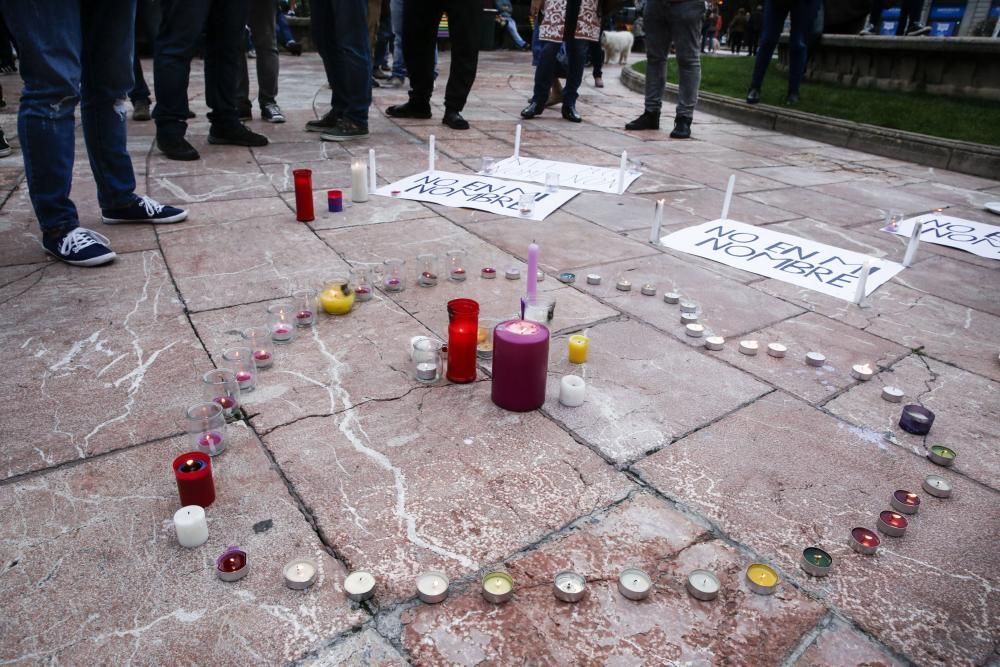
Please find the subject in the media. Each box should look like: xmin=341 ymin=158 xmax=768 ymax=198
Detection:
xmin=883 ymin=214 xmax=1000 ymax=260
xmin=486 ymin=156 xmax=641 ymax=194
xmin=660 ymin=220 xmax=904 ymax=302
xmin=374 ymin=171 xmax=578 ymax=221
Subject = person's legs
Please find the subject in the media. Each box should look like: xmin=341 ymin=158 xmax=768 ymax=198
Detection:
xmin=668 ymin=0 xmax=703 ymax=121
xmin=276 ymin=8 xmax=295 ymax=46
xmin=402 ymin=0 xmax=441 ymax=109
xmin=504 ymin=17 xmax=526 ymax=48
xmin=787 ymin=0 xmax=820 ymax=95
xmin=204 ymin=0 xmax=246 ymax=130
xmin=642 ymin=0 xmax=669 ymax=115
xmin=441 ymin=0 xmax=479 ymax=114
xmin=589 ymin=38 xmax=603 ymax=80
xmin=749 ymin=0 xmax=786 ymax=91
xmin=130 ymin=0 xmax=157 ymax=104
xmin=312 ymin=0 xmax=341 ymax=109
xmin=154 ymin=0 xmax=211 ymax=139
xmin=329 ymin=0 xmax=372 ymax=128
xmin=390 ymin=0 xmax=406 ymax=79
xmin=529 ymin=41 xmax=560 ymax=106
xmin=561 ymin=38 xmax=588 ymax=109
xmin=249 ymin=0 xmax=279 ymax=108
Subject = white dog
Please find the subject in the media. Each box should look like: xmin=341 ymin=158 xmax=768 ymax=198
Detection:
xmin=600 ymin=30 xmax=634 ymax=65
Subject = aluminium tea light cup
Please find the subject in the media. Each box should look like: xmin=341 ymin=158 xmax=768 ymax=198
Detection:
xmin=927 ymin=445 xmax=956 ymax=467
xmin=641 ymin=284 xmax=656 ymax=296
xmin=679 ymin=301 xmax=698 ymax=314
xmin=739 ymin=340 xmax=759 ymax=356
xmin=705 ymin=336 xmax=725 ymax=351
xmin=663 ymin=292 xmax=681 ymax=304
xmin=685 ymin=570 xmax=720 ymax=601
xmin=745 ymin=563 xmax=779 ymax=595
xmin=617 ymin=568 xmax=652 ymax=601
xmin=416 ymin=571 xmax=450 ymax=604
xmin=922 ymin=474 xmax=952 ymax=498
xmin=283 ymin=558 xmax=318 ymax=590
xmin=767 ymin=343 xmax=787 ymax=358
xmin=558 ymin=272 xmax=576 ymax=284
xmin=900 ymin=405 xmax=935 ymax=435
xmin=882 ymin=386 xmax=905 ymax=403
xmin=216 ymin=546 xmax=249 ymax=582
xmin=680 ymin=313 xmax=699 ymax=326
xmin=850 ymin=527 xmax=880 ymax=555
xmin=805 ymin=351 xmax=826 ymax=367
xmin=481 ymin=266 xmax=497 ymax=279
xmin=482 ymin=571 xmax=514 ymax=604
xmin=552 ymin=571 xmax=587 ymax=603
xmin=800 ymin=547 xmax=833 ymax=577
xmin=586 ymin=274 xmax=601 ymax=285
xmin=851 ymin=363 xmax=875 ymax=381
xmin=344 ymin=570 xmax=376 ymax=602
xmin=505 ymin=267 xmax=521 ymax=280
xmin=536 ymin=270 xmax=545 ymax=282
xmin=877 ymin=510 xmax=908 ymax=538
xmin=890 ymin=489 xmax=920 ymax=515
xmin=616 ymin=278 xmax=632 ymax=292
xmin=685 ymin=323 xmax=704 ymax=338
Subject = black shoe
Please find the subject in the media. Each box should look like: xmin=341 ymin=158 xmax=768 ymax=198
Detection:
xmin=132 ymin=99 xmax=152 ymax=121
xmin=561 ymin=105 xmax=582 ymax=122
xmin=784 ymin=92 xmax=800 ymax=106
xmin=746 ymin=88 xmax=761 ymax=104
xmin=285 ymin=40 xmax=303 ymax=56
xmin=208 ymin=123 xmax=269 ymax=147
xmin=157 ymin=134 xmax=200 ymax=161
xmin=520 ymin=101 xmax=543 ymax=119
xmin=442 ymin=110 xmax=470 ymax=130
xmin=0 ymin=129 xmax=11 ymax=158
xmin=386 ymin=102 xmax=432 ymax=119
xmin=319 ymin=118 xmax=370 ymax=142
xmin=625 ymin=111 xmax=659 ymax=130
xmin=669 ymin=116 xmax=692 ymax=139
xmin=373 ymin=68 xmax=390 ymax=80
xmin=186 ymin=109 xmax=196 ymax=119
xmin=238 ymin=106 xmax=252 ymax=121
xmin=306 ymin=110 xmax=342 ymax=132
xmin=42 ymin=227 xmax=117 ymax=267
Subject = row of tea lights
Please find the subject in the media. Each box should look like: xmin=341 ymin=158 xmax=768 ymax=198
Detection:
xmin=850 ymin=477 xmax=953 ymax=555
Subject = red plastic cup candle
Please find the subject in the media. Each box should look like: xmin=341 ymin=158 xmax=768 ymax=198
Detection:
xmin=850 ymin=527 xmax=880 ymax=555
xmin=293 ymin=169 xmax=314 ymax=222
xmin=327 ymin=189 xmax=343 ymax=213
xmin=491 ymin=319 xmax=550 ymax=412
xmin=877 ymin=510 xmax=908 ymax=537
xmin=890 ymin=489 xmax=920 ymax=515
xmin=216 ymin=545 xmax=249 ymax=582
xmin=172 ymin=451 xmax=215 ymax=508
xmin=446 ymin=299 xmax=479 ymax=383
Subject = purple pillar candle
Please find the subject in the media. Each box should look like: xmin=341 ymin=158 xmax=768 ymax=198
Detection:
xmin=491 ymin=319 xmax=550 ymax=412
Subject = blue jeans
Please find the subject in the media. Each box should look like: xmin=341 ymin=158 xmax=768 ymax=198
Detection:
xmin=750 ymin=0 xmax=821 ymax=95
xmin=501 ymin=16 xmax=526 ymax=48
xmin=0 ymin=0 xmax=138 ymax=233
xmin=276 ymin=9 xmax=295 ymax=45
xmin=312 ymin=0 xmax=371 ymax=127
xmin=390 ymin=0 xmax=407 ymax=78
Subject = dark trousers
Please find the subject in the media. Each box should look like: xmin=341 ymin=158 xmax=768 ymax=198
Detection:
xmin=153 ymin=0 xmax=246 ymax=137
xmin=531 ymin=0 xmax=586 ymax=108
xmin=729 ymin=30 xmax=743 ymax=53
xmin=403 ymin=0 xmax=480 ymax=112
xmin=130 ymin=0 xmax=160 ymax=103
xmin=311 ymin=0 xmax=371 ymax=127
xmin=750 ymin=0 xmax=820 ymax=96
xmin=588 ymin=38 xmax=602 ymax=78
xmin=896 ymin=0 xmax=922 ymax=34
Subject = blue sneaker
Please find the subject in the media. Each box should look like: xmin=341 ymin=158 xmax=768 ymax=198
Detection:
xmin=101 ymin=195 xmax=188 ymax=225
xmin=43 ymin=228 xmax=117 ymax=267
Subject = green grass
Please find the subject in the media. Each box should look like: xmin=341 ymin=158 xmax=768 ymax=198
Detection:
xmin=632 ymin=56 xmax=1000 ymax=146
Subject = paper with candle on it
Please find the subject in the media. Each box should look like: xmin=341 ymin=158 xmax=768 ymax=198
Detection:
xmin=882 ymin=214 xmax=1000 ymax=260
xmin=374 ymin=170 xmax=578 ymax=221
xmin=485 ymin=156 xmax=641 ymax=194
xmin=659 ymin=220 xmax=905 ymax=302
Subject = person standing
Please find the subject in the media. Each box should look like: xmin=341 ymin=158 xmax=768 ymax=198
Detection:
xmin=701 ymin=7 xmax=716 ymax=52
xmin=727 ymin=8 xmax=748 ymax=54
xmin=747 ymin=4 xmax=762 ymax=55
xmin=520 ymin=0 xmax=603 ymax=124
xmin=496 ymin=0 xmax=529 ymax=50
xmin=384 ymin=0 xmax=407 ymax=87
xmin=625 ymin=0 xmax=704 ymax=139
xmin=237 ymin=0 xmax=286 ymax=123
xmin=307 ymin=0 xmax=372 ymax=140
xmin=386 ymin=0 xmax=482 ymax=130
xmin=154 ymin=1 xmax=269 ymax=160
xmin=130 ymin=0 xmax=160 ymax=121
xmin=0 ymin=0 xmax=188 ymax=267
xmin=745 ymin=0 xmax=821 ymax=106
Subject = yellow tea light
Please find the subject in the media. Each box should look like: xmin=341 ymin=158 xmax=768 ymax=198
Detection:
xmin=482 ymin=571 xmax=514 ymax=604
xmin=745 ymin=563 xmax=779 ymax=595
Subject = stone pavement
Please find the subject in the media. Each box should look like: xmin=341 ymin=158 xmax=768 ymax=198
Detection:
xmin=0 ymin=51 xmax=998 ymax=666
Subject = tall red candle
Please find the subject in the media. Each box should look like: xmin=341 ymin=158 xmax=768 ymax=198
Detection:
xmin=446 ymin=299 xmax=479 ymax=383
xmin=293 ymin=169 xmax=314 ymax=222
xmin=491 ymin=319 xmax=550 ymax=412
xmin=172 ymin=451 xmax=215 ymax=508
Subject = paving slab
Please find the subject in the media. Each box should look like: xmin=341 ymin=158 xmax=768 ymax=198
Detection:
xmin=744 ymin=165 xmax=858 ymax=188
xmin=401 ymin=493 xmax=827 ymax=666
xmin=544 ymin=319 xmax=771 ymax=464
xmin=282 ymin=190 xmax=438 ymax=230
xmin=744 ymin=188 xmax=882 ymax=227
xmin=262 ymin=382 xmax=633 ymax=606
xmin=811 ymin=181 xmax=949 ymax=215
xmin=149 ymin=172 xmax=278 ymax=204
xmin=892 ymin=253 xmax=1000 ymax=316
xmin=666 ymin=187 xmax=800 ymax=225
xmin=634 ymin=392 xmax=1000 ymax=667
xmin=299 ymin=628 xmax=406 ymax=666
xmin=794 ymin=617 xmax=906 ymax=667
xmin=560 ymin=190 xmax=668 ymax=232
xmin=0 ymin=252 xmax=209 ymax=479
xmin=0 ymin=426 xmax=365 ymax=665
xmin=640 ymin=153 xmax=790 ymax=193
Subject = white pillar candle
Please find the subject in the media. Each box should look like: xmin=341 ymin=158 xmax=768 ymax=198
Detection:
xmin=174 ymin=505 xmax=208 ymax=548
xmin=559 ymin=375 xmax=586 ymax=407
xmin=368 ymin=148 xmax=377 ymax=191
xmin=428 ymin=134 xmax=436 ymax=172
xmin=721 ymin=174 xmax=736 ymax=220
xmin=514 ymin=123 xmax=522 ymax=158
xmin=649 ymin=199 xmax=665 ymax=244
xmin=618 ymin=150 xmax=627 ymax=195
xmin=903 ymin=221 xmax=923 ymax=267
xmin=854 ymin=259 xmax=872 ymax=304
xmin=350 ymin=158 xmax=369 ymax=203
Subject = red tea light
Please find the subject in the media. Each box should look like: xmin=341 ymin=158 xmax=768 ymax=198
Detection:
xmin=481 ymin=267 xmax=497 ymax=279
xmin=890 ymin=489 xmax=920 ymax=515
xmin=877 ymin=510 xmax=908 ymax=537
xmin=354 ymin=285 xmax=372 ymax=301
xmin=216 ymin=545 xmax=249 ymax=582
xmin=850 ymin=527 xmax=880 ymax=555
xmin=214 ymin=395 xmax=236 ymax=410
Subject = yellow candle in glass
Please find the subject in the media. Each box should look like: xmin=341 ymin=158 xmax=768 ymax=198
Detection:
xmin=568 ymin=335 xmax=589 ymax=364
xmin=746 ymin=563 xmax=778 ymax=587
xmin=319 ymin=280 xmax=355 ymax=315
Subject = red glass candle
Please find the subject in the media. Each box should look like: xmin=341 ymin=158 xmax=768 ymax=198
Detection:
xmin=446 ymin=299 xmax=479 ymax=383
xmin=850 ymin=527 xmax=880 ymax=555
xmin=173 ymin=451 xmax=215 ymax=508
xmin=491 ymin=319 xmax=550 ymax=412
xmin=890 ymin=489 xmax=920 ymax=515
xmin=293 ymin=169 xmax=314 ymax=222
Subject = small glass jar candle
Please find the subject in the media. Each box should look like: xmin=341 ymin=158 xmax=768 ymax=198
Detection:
xmin=545 ymin=172 xmax=559 ymax=193
xmin=518 ymin=192 xmax=535 ymax=216
xmin=319 ymin=277 xmax=356 ymax=315
xmin=242 ymin=326 xmax=275 ymax=369
xmin=383 ymin=258 xmax=406 ymax=292
xmin=800 ymin=547 xmax=832 ymax=577
xmin=522 ymin=295 xmax=555 ymax=326
xmin=412 ymin=337 xmax=443 ymax=384
xmin=186 ymin=401 xmax=227 ymax=457
xmin=480 ymin=155 xmax=497 ymax=175
xmin=352 ymin=265 xmax=375 ymax=302
xmin=223 ymin=347 xmax=256 ymax=392
xmin=202 ymin=368 xmax=240 ymax=419
xmin=416 ymin=253 xmax=439 ymax=287
xmin=446 ymin=250 xmax=467 ymax=282
xmin=267 ymin=303 xmax=296 ymax=344
xmin=482 ymin=571 xmax=514 ymax=604
xmin=552 ymin=571 xmax=586 ymax=603
xmin=293 ymin=288 xmax=317 ymax=327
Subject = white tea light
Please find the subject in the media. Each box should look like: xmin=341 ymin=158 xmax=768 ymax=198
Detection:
xmin=705 ymin=336 xmax=725 ymax=351
xmin=416 ymin=571 xmax=450 ymax=604
xmin=616 ymin=278 xmax=632 ymax=291
xmin=851 ymin=363 xmax=875 ymax=381
xmin=680 ymin=313 xmax=699 ymax=325
xmin=679 ymin=301 xmax=698 ymax=314
xmin=685 ymin=323 xmax=704 ymax=338
xmin=881 ymin=386 xmax=905 ymax=402
xmin=685 ymin=569 xmax=720 ymax=601
xmin=641 ymin=284 xmax=656 ymax=296
xmin=586 ymin=274 xmax=602 ymax=285
xmin=174 ymin=505 xmax=208 ymax=548
xmin=344 ymin=570 xmax=376 ymax=601
xmin=663 ymin=292 xmax=680 ymax=304
xmin=559 ymin=375 xmax=586 ymax=407
xmin=922 ymin=474 xmax=952 ymax=498
xmin=553 ymin=571 xmax=587 ymax=603
xmin=805 ymin=351 xmax=826 ymax=367
xmin=739 ymin=340 xmax=759 ymax=356
xmin=505 ymin=267 xmax=521 ymax=280
xmin=617 ymin=568 xmax=652 ymax=601
xmin=283 ymin=558 xmax=318 ymax=590
xmin=767 ymin=343 xmax=787 ymax=358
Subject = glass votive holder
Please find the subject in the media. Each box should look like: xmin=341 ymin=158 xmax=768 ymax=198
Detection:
xmin=267 ymin=303 xmax=296 ymax=344
xmin=885 ymin=208 xmax=904 ymax=232
xmin=383 ymin=258 xmax=406 ymax=292
xmin=446 ymin=249 xmax=467 ymax=282
xmin=417 ymin=253 xmax=439 ymax=287
xmin=202 ymin=368 xmax=241 ymax=420
xmin=318 ymin=277 xmax=355 ymax=315
xmin=241 ymin=326 xmax=274 ymax=369
xmin=518 ymin=193 xmax=535 ymax=216
xmin=292 ymin=288 xmax=317 ymax=327
xmin=352 ymin=265 xmax=374 ymax=302
xmin=545 ymin=172 xmax=559 ymax=193
xmin=223 ymin=347 xmax=257 ymax=392
xmin=522 ymin=294 xmax=556 ymax=326
xmin=186 ymin=401 xmax=227 ymax=457
xmin=413 ymin=338 xmax=443 ymax=384
xmin=481 ymin=156 xmax=497 ymax=176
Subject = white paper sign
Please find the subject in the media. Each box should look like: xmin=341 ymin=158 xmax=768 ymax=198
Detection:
xmin=486 ymin=156 xmax=641 ymax=194
xmin=883 ymin=214 xmax=1000 ymax=260
xmin=374 ymin=170 xmax=578 ymax=221
xmin=660 ymin=220 xmax=905 ymax=302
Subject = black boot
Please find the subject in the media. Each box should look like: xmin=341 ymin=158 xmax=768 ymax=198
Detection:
xmin=625 ymin=111 xmax=659 ymax=131
xmin=746 ymin=88 xmax=761 ymax=104
xmin=669 ymin=116 xmax=692 ymax=139
xmin=521 ymin=101 xmax=543 ymax=119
